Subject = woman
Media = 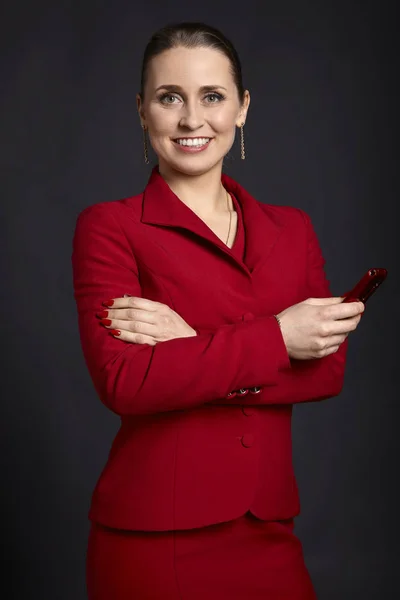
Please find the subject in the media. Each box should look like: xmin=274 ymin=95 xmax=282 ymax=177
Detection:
xmin=72 ymin=21 xmax=364 ymax=599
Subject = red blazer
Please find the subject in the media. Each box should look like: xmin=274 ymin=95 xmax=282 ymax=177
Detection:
xmin=72 ymin=165 xmax=347 ymax=532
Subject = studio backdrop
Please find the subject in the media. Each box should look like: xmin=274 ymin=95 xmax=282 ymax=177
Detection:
xmin=1 ymin=1 xmax=398 ymax=598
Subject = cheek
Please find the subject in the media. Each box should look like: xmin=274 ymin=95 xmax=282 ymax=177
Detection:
xmin=210 ymin=107 xmax=238 ymax=133
xmin=148 ymin=107 xmax=178 ymax=135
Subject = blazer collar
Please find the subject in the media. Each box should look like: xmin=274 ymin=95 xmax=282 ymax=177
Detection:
xmin=141 ymin=165 xmax=282 ymax=275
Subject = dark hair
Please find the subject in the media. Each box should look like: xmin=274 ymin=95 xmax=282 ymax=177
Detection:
xmin=139 ymin=22 xmax=245 ymax=103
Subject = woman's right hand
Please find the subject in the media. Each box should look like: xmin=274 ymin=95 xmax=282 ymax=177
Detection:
xmin=276 ymin=297 xmax=365 ymax=360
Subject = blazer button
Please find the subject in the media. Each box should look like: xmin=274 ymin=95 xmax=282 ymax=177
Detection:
xmin=237 ymin=388 xmax=249 ymax=396
xmin=226 ymin=390 xmax=237 ymax=398
xmin=241 ymin=406 xmax=254 ymax=417
xmin=240 ymin=434 xmax=255 ymax=448
xmin=249 ymin=386 xmax=262 ymax=394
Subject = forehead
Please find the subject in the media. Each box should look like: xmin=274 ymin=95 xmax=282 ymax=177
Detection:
xmin=146 ymin=46 xmax=234 ymax=88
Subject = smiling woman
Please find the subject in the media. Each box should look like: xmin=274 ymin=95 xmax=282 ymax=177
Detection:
xmin=72 ymin=19 xmax=365 ymax=600
xmin=136 ymin=34 xmax=250 ymax=190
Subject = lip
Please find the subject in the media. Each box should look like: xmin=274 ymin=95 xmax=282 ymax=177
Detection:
xmin=172 ymin=137 xmax=213 ymax=154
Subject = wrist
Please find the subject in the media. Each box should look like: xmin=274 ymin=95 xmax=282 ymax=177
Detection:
xmin=273 ymin=314 xmax=282 ymax=329
xmin=274 ymin=313 xmax=290 ymax=354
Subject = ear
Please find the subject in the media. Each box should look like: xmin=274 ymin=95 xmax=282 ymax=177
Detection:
xmin=236 ymin=89 xmax=251 ymax=127
xmin=136 ymin=93 xmax=146 ymax=126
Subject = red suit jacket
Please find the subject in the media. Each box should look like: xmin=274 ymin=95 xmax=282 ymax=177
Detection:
xmin=72 ymin=165 xmax=347 ymax=532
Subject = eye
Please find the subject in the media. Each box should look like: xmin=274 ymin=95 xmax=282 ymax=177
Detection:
xmin=204 ymin=92 xmax=225 ymax=103
xmin=158 ymin=93 xmax=181 ymax=105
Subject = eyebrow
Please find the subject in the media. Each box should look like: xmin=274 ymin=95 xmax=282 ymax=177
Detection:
xmin=155 ymin=84 xmax=228 ymax=93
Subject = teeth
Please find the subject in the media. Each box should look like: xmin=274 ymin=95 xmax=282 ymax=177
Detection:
xmin=176 ymin=138 xmax=210 ymax=146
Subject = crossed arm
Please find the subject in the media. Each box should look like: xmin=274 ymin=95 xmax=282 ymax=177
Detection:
xmin=72 ymin=204 xmax=349 ymax=416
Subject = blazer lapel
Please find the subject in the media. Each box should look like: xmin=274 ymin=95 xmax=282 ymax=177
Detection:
xmin=141 ymin=166 xmax=283 ymax=276
xmin=221 ymin=172 xmax=283 ymax=274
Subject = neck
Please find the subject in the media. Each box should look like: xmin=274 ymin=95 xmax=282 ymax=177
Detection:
xmin=158 ymin=160 xmax=229 ymax=218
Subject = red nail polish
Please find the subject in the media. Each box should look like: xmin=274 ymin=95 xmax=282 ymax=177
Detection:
xmin=110 ymin=329 xmax=121 ymax=336
xmin=103 ymin=299 xmax=114 ymax=307
xmin=101 ymin=319 xmax=112 ymax=326
xmin=97 ymin=310 xmax=109 ymax=318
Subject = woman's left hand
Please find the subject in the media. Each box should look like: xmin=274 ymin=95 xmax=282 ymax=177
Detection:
xmin=97 ymin=295 xmax=197 ymax=345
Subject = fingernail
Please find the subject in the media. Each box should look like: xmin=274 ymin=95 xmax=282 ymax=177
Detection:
xmin=110 ymin=329 xmax=121 ymax=336
xmin=103 ymin=299 xmax=114 ymax=307
xmin=101 ymin=319 xmax=112 ymax=326
xmin=97 ymin=310 xmax=109 ymax=318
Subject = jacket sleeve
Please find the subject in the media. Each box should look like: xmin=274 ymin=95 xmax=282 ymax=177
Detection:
xmin=216 ymin=209 xmax=348 ymax=406
xmin=275 ymin=209 xmax=348 ymax=403
xmin=71 ymin=204 xmax=291 ymax=417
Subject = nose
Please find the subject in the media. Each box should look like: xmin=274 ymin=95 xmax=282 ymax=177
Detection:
xmin=179 ymin=100 xmax=204 ymax=130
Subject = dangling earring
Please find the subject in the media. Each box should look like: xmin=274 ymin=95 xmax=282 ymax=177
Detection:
xmin=240 ymin=123 xmax=245 ymax=160
xmin=142 ymin=124 xmax=149 ymax=164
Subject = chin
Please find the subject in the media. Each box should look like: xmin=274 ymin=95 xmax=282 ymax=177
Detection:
xmin=163 ymin=156 xmax=224 ymax=178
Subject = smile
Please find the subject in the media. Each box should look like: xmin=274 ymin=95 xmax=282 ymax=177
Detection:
xmin=172 ymin=137 xmax=213 ymax=153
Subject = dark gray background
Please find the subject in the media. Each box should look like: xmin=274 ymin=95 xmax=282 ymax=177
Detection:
xmin=2 ymin=1 xmax=398 ymax=598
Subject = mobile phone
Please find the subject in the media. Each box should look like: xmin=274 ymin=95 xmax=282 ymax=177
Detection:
xmin=342 ymin=268 xmax=387 ymax=304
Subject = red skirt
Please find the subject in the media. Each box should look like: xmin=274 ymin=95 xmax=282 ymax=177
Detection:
xmin=86 ymin=512 xmax=317 ymax=599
